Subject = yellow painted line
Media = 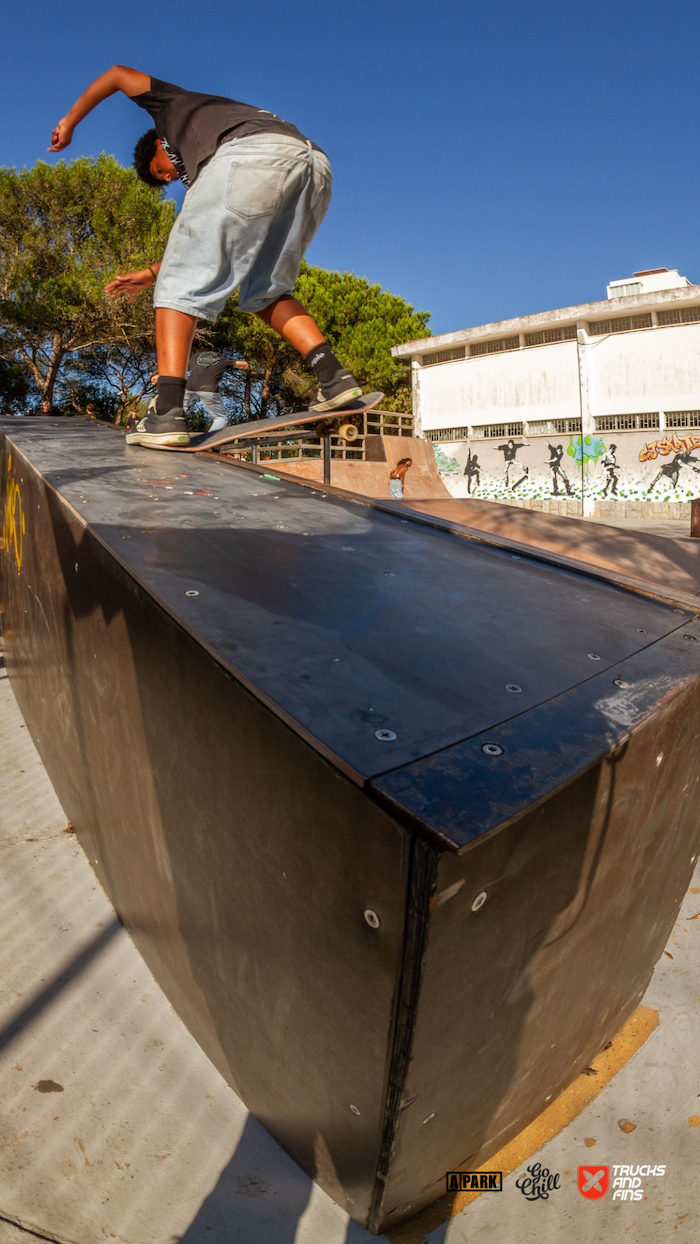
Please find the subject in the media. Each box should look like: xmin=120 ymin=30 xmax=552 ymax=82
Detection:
xmin=387 ymin=1004 xmax=658 ymax=1244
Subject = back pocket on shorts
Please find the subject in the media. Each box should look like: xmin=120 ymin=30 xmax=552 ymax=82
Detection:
xmin=226 ymin=162 xmax=287 ymax=218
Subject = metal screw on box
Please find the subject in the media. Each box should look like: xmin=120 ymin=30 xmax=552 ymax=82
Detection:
xmin=481 ymin=743 xmax=503 ymax=756
xmin=505 ymin=683 xmax=522 ymax=693
xmin=613 ymin=678 xmax=631 ymax=688
xmin=471 ymin=891 xmax=488 ymax=912
xmin=375 ymin=729 xmax=397 ymax=741
xmin=364 ymin=909 xmax=381 ymax=929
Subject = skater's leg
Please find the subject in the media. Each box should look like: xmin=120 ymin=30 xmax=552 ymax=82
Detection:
xmin=196 ymin=390 xmax=229 ymax=433
xmin=256 ymin=296 xmax=361 ymax=412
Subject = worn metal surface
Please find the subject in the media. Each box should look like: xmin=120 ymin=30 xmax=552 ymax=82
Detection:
xmin=3 ymin=418 xmax=700 ymax=1235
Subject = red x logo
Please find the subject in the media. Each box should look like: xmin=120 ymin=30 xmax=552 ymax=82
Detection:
xmin=577 ymin=1165 xmax=609 ymax=1198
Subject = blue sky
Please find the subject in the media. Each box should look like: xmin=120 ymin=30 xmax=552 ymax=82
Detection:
xmin=3 ymin=0 xmax=699 ymax=336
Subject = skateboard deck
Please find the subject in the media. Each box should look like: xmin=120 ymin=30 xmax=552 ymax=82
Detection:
xmin=131 ymin=393 xmax=385 ymax=453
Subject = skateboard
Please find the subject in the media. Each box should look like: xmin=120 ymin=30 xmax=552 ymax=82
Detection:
xmin=129 ymin=393 xmax=385 ymax=453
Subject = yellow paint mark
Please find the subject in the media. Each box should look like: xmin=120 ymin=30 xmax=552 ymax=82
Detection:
xmin=386 ymin=1005 xmax=658 ymax=1244
xmin=688 ymin=1116 xmax=700 ymax=1128
xmin=618 ymin=1119 xmax=637 ymax=1133
xmin=2 ymin=455 xmax=25 ymax=574
xmin=584 ymin=1137 xmax=596 ymax=1147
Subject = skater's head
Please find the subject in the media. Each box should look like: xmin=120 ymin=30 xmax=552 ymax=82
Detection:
xmin=610 ymin=443 xmax=617 ymax=452
xmin=133 ymin=130 xmax=179 ymax=187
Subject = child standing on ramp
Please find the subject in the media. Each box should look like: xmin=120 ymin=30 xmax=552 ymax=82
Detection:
xmin=48 ymin=66 xmax=362 ymax=448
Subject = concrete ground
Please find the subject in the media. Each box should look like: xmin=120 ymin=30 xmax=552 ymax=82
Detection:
xmin=580 ymin=515 xmax=693 ymax=540
xmin=1 ymin=653 xmax=698 ymax=1244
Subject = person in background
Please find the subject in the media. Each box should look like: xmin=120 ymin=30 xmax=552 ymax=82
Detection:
xmin=389 ymin=457 xmax=412 ymax=500
xmin=41 ymin=398 xmax=62 ymax=416
xmin=184 ymin=350 xmax=250 ymax=433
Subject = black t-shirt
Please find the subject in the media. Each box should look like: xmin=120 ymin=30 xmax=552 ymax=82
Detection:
xmin=186 ymin=350 xmax=237 ymax=392
xmin=133 ymin=77 xmax=313 ymax=187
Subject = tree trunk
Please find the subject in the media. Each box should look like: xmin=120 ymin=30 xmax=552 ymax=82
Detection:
xmin=260 ymin=366 xmax=273 ymax=418
xmin=42 ymin=332 xmax=65 ymax=403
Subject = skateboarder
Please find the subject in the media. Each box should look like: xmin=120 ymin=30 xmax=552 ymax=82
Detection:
xmin=646 ymin=449 xmax=700 ymax=495
xmin=183 ymin=350 xmax=250 ymax=433
xmin=546 ymin=443 xmax=573 ymax=497
xmin=48 ymin=66 xmax=362 ymax=448
xmin=463 ymin=449 xmax=480 ymax=493
xmin=497 ymin=438 xmax=529 ymax=490
xmin=600 ymin=444 xmax=619 ymax=497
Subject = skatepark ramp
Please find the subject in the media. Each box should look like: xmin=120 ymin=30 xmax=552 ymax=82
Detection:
xmin=2 ymin=417 xmax=700 ymax=1234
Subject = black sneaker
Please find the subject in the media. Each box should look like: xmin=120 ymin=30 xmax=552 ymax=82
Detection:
xmin=308 ymin=370 xmax=362 ymax=413
xmin=125 ymin=397 xmax=190 ymax=447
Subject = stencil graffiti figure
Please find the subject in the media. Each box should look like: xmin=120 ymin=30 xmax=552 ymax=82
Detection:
xmin=646 ymin=449 xmax=700 ymax=495
xmin=601 ymin=443 xmax=619 ymax=497
xmin=463 ymin=449 xmax=481 ymax=493
xmin=546 ymin=443 xmax=573 ymax=497
xmin=497 ymin=439 xmax=529 ymax=491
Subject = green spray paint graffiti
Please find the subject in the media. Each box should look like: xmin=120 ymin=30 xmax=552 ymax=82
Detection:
xmin=567 ymin=435 xmax=606 ymax=464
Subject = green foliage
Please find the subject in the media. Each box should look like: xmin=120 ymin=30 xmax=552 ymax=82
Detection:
xmin=0 ymin=156 xmax=174 ymax=405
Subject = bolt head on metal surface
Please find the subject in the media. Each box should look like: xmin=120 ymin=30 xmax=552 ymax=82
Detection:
xmin=375 ymin=729 xmax=397 ymax=741
xmin=185 ymin=590 xmax=199 ymax=597
xmin=587 ymin=653 xmax=602 ymax=660
xmin=683 ymin=634 xmax=697 ymax=642
xmin=422 ymin=1113 xmax=436 ymax=1124
xmin=613 ymin=678 xmax=631 ymax=689
xmin=350 ymin=1104 xmax=361 ymax=1115
xmin=471 ymin=891 xmax=488 ymax=912
xmin=364 ymin=909 xmax=381 ymax=929
xmin=635 ymin=628 xmax=648 ymax=634
xmin=505 ymin=683 xmax=522 ymax=693
xmin=481 ymin=743 xmax=503 ymax=756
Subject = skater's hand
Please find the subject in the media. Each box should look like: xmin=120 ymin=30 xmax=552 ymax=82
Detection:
xmin=48 ymin=118 xmax=74 ymax=151
xmin=105 ymin=269 xmax=155 ymax=304
xmin=235 ymin=360 xmax=250 ymax=370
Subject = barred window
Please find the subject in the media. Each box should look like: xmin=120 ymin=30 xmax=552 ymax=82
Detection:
xmin=657 ymin=307 xmax=700 ymax=326
xmin=424 ymin=427 xmax=470 ymax=442
xmin=469 ymin=336 xmax=520 ymax=356
xmin=588 ymin=314 xmax=653 ymax=335
xmin=608 ymin=282 xmax=643 ymax=299
xmin=524 ymin=327 xmax=578 ymax=347
xmin=422 ymin=347 xmax=466 ymax=366
xmin=594 ymin=413 xmax=660 ymax=431
xmin=471 ymin=422 xmax=524 ymax=439
xmin=664 ymin=410 xmax=700 ymax=428
xmin=528 ymin=418 xmax=582 ymax=435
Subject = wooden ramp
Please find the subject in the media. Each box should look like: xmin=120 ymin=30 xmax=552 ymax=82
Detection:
xmin=258 ymin=435 xmax=452 ymax=500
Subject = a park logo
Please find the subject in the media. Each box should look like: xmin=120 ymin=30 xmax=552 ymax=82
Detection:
xmin=577 ymin=1165 xmax=609 ymax=1199
xmin=445 ymin=1171 xmax=502 ymax=1192
xmin=197 ymin=352 xmax=221 ymax=367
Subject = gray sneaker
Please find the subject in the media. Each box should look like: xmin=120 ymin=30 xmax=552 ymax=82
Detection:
xmin=125 ymin=398 xmax=189 ymax=447
xmin=308 ymin=372 xmax=362 ymax=413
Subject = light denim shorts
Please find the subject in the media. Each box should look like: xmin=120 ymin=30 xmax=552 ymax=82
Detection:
xmin=154 ymin=133 xmax=332 ymax=320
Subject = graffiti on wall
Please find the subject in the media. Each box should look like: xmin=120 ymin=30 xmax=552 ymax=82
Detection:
xmin=433 ymin=429 xmax=700 ymax=503
xmin=2 ymin=453 xmax=25 ymax=574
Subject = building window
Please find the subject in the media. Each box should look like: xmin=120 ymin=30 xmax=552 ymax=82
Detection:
xmin=588 ymin=314 xmax=653 ymax=335
xmin=527 ymin=418 xmax=582 ymax=435
xmin=421 ymin=347 xmax=466 ymax=366
xmin=608 ymin=282 xmax=643 ymax=299
xmin=524 ymin=327 xmax=578 ymax=347
xmin=594 ymin=413 xmax=660 ymax=431
xmin=657 ymin=307 xmax=700 ymax=326
xmin=664 ymin=411 xmax=700 ymax=428
xmin=471 ymin=422 xmax=524 ymax=439
xmin=469 ymin=336 xmax=520 ymax=357
xmin=424 ymin=427 xmax=470 ymax=442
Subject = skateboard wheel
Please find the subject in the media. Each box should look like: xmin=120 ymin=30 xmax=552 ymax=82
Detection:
xmin=338 ymin=423 xmax=359 ymax=442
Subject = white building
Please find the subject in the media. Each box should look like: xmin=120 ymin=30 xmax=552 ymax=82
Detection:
xmin=391 ymin=270 xmax=700 ymax=515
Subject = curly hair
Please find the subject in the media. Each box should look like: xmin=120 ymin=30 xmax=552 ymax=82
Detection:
xmin=133 ymin=129 xmax=162 ymax=187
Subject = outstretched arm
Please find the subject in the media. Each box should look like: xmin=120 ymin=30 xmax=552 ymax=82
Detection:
xmin=48 ymin=65 xmax=151 ymax=152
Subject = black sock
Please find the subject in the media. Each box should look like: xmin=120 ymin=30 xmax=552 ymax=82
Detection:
xmin=156 ymin=375 xmax=186 ymax=416
xmin=304 ymin=342 xmax=350 ymax=387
